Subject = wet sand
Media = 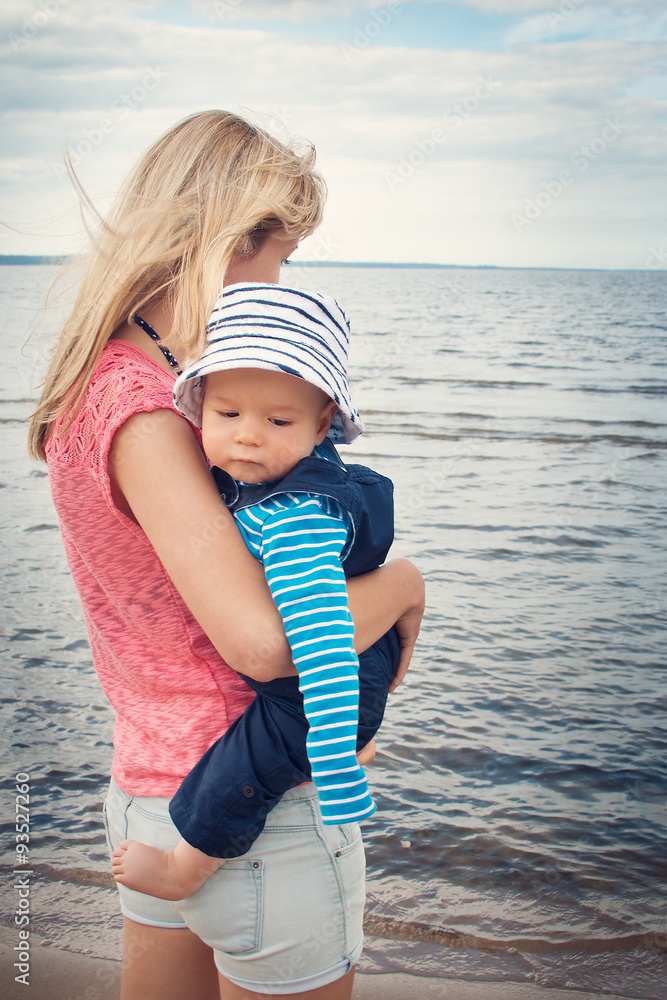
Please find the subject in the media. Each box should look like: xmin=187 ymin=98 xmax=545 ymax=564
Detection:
xmin=0 ymin=927 xmax=635 ymax=1000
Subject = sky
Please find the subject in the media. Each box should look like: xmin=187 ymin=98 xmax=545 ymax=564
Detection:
xmin=1 ymin=0 xmax=666 ymax=268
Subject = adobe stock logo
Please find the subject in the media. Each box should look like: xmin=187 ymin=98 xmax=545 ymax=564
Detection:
xmin=511 ymin=117 xmax=628 ymax=233
xmin=8 ymin=0 xmax=70 ymax=52
xmin=385 ymin=77 xmax=500 ymax=191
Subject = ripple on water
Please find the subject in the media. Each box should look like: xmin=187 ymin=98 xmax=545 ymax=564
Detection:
xmin=2 ymin=265 xmax=666 ymax=993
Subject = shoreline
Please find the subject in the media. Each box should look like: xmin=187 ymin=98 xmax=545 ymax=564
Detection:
xmin=0 ymin=927 xmax=639 ymax=1000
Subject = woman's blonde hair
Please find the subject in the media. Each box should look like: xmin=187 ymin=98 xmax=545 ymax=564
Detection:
xmin=28 ymin=110 xmax=326 ymax=460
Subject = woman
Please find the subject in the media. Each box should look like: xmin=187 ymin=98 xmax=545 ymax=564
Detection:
xmin=28 ymin=111 xmax=425 ymax=1000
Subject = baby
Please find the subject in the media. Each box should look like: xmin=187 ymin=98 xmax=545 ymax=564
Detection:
xmin=112 ymin=283 xmax=399 ymax=899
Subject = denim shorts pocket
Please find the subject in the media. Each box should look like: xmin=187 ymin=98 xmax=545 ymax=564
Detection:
xmin=319 ymin=822 xmax=365 ymax=951
xmin=178 ymin=858 xmax=264 ymax=956
xmin=321 ymin=821 xmax=361 ymax=857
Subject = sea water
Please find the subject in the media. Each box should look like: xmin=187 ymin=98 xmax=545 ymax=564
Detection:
xmin=1 ymin=264 xmax=665 ymax=997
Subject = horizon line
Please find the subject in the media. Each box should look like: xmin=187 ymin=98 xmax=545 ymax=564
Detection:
xmin=0 ymin=255 xmax=662 ymax=273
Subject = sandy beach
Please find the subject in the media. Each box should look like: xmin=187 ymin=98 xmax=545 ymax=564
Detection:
xmin=0 ymin=926 xmax=638 ymax=1000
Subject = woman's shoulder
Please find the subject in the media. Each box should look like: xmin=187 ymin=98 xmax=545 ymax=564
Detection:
xmin=96 ymin=339 xmax=175 ymax=394
xmin=46 ymin=340 xmax=179 ymax=468
xmin=81 ymin=340 xmax=177 ymax=422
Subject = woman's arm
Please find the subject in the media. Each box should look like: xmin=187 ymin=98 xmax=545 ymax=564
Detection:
xmin=109 ymin=408 xmax=293 ymax=681
xmin=109 ymin=408 xmax=425 ymax=684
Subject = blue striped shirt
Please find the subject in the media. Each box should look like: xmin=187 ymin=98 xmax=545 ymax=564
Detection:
xmin=234 ymin=487 xmax=375 ymax=824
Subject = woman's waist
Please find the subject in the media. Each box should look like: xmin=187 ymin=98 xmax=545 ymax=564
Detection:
xmin=110 ymin=703 xmax=253 ymax=798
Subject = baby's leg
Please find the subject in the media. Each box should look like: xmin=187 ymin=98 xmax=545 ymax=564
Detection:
xmin=112 ymin=837 xmax=222 ymax=900
xmin=169 ymin=676 xmax=311 ymax=858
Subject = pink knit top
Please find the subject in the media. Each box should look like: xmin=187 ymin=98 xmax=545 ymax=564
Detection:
xmin=45 ymin=340 xmax=254 ymax=797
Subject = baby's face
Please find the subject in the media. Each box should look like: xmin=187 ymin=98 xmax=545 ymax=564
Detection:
xmin=201 ymin=368 xmax=336 ymax=483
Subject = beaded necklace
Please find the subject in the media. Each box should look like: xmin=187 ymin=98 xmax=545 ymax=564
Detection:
xmin=132 ymin=313 xmax=183 ymax=376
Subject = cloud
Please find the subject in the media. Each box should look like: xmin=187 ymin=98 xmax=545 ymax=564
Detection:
xmin=1 ymin=1 xmax=665 ymax=266
xmin=504 ymin=2 xmax=667 ymax=44
xmin=454 ymin=0 xmax=665 ymax=13
xmin=187 ymin=0 xmax=376 ymax=23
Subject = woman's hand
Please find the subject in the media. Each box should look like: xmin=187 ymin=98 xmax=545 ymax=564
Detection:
xmin=347 ymin=557 xmax=425 ymax=690
xmin=390 ymin=593 xmax=425 ymax=692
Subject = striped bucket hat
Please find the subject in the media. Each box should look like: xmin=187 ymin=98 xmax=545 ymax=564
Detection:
xmin=173 ymin=282 xmax=364 ymax=443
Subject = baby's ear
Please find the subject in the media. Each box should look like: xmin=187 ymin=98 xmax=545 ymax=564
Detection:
xmin=315 ymin=400 xmax=339 ymax=444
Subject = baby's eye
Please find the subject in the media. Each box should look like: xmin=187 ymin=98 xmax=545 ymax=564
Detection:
xmin=217 ymin=410 xmax=238 ymax=419
xmin=271 ymin=418 xmax=292 ymax=427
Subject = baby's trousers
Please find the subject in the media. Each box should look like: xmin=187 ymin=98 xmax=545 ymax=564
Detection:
xmin=169 ymin=626 xmax=399 ymax=858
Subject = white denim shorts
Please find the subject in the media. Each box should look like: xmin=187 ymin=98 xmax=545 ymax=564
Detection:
xmin=103 ymin=777 xmax=365 ymax=994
